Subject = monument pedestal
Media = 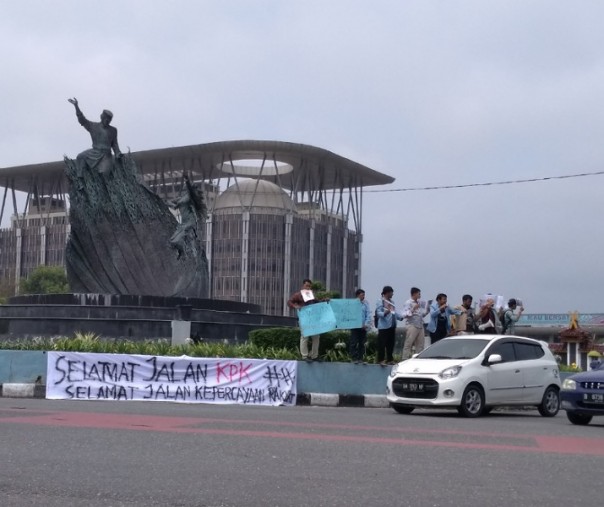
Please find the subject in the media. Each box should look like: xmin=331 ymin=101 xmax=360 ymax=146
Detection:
xmin=0 ymin=294 xmax=296 ymax=343
xmin=171 ymin=320 xmax=192 ymax=345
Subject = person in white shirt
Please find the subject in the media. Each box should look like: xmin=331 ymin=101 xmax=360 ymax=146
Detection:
xmin=402 ymin=287 xmax=430 ymax=360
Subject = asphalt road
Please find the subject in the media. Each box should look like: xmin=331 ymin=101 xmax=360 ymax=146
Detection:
xmin=0 ymin=398 xmax=602 ymax=507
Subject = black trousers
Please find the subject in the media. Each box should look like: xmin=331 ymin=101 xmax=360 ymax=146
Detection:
xmin=430 ymin=330 xmax=448 ymax=344
xmin=377 ymin=327 xmax=395 ymax=363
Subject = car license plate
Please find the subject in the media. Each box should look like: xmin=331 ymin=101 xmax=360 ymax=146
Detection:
xmin=402 ymin=382 xmax=424 ymax=392
xmin=584 ymin=393 xmax=604 ymax=404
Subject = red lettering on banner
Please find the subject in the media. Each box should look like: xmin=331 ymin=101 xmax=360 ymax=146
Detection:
xmin=216 ymin=361 xmax=253 ymax=384
xmin=216 ymin=362 xmax=227 ymax=383
xmin=239 ymin=363 xmax=252 ymax=384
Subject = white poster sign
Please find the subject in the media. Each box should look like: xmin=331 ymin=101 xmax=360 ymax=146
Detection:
xmin=46 ymin=352 xmax=297 ymax=406
xmin=300 ymin=289 xmax=315 ymax=302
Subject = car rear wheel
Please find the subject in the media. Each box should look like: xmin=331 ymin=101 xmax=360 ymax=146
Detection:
xmin=457 ymin=384 xmax=484 ymax=418
xmin=391 ymin=403 xmax=414 ymax=414
xmin=537 ymin=386 xmax=560 ymax=417
xmin=566 ymin=412 xmax=593 ymax=425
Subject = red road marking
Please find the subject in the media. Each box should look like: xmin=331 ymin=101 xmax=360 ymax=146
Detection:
xmin=1 ymin=409 xmax=603 ymax=456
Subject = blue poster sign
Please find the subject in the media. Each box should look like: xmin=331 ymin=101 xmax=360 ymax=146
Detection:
xmin=329 ymin=299 xmax=363 ymax=330
xmin=298 ymin=302 xmax=337 ymax=337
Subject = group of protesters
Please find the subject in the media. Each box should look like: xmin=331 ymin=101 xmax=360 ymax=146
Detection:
xmin=288 ymin=279 xmax=525 ymax=365
xmin=358 ymin=286 xmax=525 ymax=366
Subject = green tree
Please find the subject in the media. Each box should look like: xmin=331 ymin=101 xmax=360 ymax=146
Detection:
xmin=311 ymin=280 xmax=341 ymax=301
xmin=0 ymin=277 xmax=16 ymax=304
xmin=20 ymin=265 xmax=69 ymax=294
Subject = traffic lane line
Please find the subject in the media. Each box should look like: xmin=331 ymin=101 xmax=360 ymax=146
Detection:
xmin=1 ymin=409 xmax=603 ymax=456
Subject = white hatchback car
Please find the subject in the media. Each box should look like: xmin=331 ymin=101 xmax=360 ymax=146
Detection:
xmin=386 ymin=334 xmax=561 ymax=417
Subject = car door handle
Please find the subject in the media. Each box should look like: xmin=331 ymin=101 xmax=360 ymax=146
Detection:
xmin=515 ymin=370 xmax=521 ymax=373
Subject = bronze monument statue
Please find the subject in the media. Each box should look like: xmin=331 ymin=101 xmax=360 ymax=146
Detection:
xmin=68 ymin=98 xmax=122 ymax=180
xmin=63 ymin=98 xmax=209 ymax=298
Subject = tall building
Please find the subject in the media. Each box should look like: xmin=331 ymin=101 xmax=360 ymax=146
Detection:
xmin=0 ymin=141 xmax=394 ymax=315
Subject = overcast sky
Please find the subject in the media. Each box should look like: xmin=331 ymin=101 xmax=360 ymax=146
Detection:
xmin=1 ymin=1 xmax=603 ymax=313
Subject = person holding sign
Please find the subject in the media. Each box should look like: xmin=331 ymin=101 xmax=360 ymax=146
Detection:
xmin=427 ymin=293 xmax=462 ymax=343
xmin=288 ymin=279 xmax=321 ymax=361
xmin=453 ymin=294 xmax=477 ymax=334
xmin=375 ymin=286 xmax=403 ymax=366
xmin=476 ymin=297 xmax=498 ymax=334
xmin=402 ymin=287 xmax=430 ymax=360
xmin=349 ymin=289 xmax=372 ymax=364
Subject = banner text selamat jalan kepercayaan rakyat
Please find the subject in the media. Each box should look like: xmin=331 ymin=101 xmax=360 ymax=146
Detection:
xmin=46 ymin=352 xmax=297 ymax=406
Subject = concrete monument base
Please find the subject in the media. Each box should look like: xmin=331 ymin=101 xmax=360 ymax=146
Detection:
xmin=0 ymin=293 xmax=296 ymax=342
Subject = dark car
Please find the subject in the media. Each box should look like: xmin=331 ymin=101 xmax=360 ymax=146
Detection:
xmin=560 ymin=363 xmax=604 ymax=425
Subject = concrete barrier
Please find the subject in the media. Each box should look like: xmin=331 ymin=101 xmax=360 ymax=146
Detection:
xmin=0 ymin=350 xmax=392 ymax=407
xmin=0 ymin=350 xmax=573 ymax=408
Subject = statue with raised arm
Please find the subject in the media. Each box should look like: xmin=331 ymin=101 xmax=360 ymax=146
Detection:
xmin=68 ymin=97 xmax=122 ymax=177
xmin=64 ymin=100 xmax=209 ymax=298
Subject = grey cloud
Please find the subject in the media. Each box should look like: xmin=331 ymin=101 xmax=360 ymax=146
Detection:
xmin=1 ymin=1 xmax=604 ymax=313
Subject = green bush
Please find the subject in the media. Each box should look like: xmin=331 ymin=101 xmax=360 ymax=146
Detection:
xmin=0 ymin=328 xmax=383 ymax=362
xmin=248 ymin=327 xmax=352 ymax=355
xmin=248 ymin=327 xmax=300 ymax=350
xmin=20 ymin=265 xmax=69 ymax=294
xmin=559 ymin=363 xmax=582 ymax=373
xmin=247 ymin=327 xmax=378 ymax=360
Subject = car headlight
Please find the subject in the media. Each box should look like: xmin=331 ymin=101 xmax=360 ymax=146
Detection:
xmin=439 ymin=365 xmax=462 ymax=379
xmin=389 ymin=363 xmax=399 ymax=377
xmin=562 ymin=378 xmax=577 ymax=390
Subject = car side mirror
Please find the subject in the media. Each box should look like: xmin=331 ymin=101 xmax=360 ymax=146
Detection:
xmin=487 ymin=354 xmax=502 ymax=365
xmin=411 ymin=353 xmax=419 ymax=359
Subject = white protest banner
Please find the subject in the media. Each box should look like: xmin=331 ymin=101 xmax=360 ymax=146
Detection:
xmin=46 ymin=352 xmax=297 ymax=406
xmin=329 ymin=299 xmax=363 ymax=330
xmin=479 ymin=293 xmax=502 ymax=309
xmin=298 ymin=301 xmax=337 ymax=337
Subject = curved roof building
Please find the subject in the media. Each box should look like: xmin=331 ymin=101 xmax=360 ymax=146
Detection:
xmin=0 ymin=140 xmax=394 ymax=315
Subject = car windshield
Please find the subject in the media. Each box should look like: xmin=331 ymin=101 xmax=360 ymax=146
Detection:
xmin=417 ymin=338 xmax=490 ymax=360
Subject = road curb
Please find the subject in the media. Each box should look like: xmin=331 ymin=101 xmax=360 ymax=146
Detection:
xmin=0 ymin=383 xmax=388 ymax=407
xmin=0 ymin=383 xmax=46 ymax=398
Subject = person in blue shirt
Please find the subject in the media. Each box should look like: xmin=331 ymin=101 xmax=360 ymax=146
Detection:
xmin=375 ymin=286 xmax=403 ymax=365
xmin=349 ymin=289 xmax=372 ymax=363
xmin=427 ymin=293 xmax=462 ymax=344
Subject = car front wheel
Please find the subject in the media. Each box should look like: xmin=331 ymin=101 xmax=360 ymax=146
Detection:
xmin=391 ymin=403 xmax=414 ymax=414
xmin=457 ymin=384 xmax=484 ymax=418
xmin=537 ymin=386 xmax=560 ymax=417
xmin=566 ymin=412 xmax=593 ymax=425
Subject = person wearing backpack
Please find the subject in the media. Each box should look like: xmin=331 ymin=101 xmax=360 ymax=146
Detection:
xmin=501 ymin=298 xmax=524 ymax=335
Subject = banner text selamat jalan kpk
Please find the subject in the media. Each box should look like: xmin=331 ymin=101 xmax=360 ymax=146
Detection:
xmin=46 ymin=352 xmax=297 ymax=406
